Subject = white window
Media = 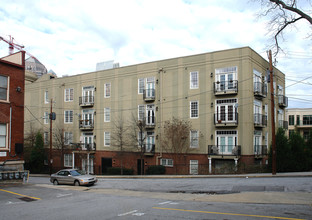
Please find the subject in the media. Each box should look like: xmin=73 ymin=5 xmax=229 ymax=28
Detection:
xmin=65 ymin=88 xmax=74 ymax=102
xmin=82 ymin=158 xmax=94 ymax=174
xmin=254 ymin=130 xmax=262 ymax=155
xmin=0 ymin=123 xmax=7 ymax=148
xmin=81 ymin=109 xmax=94 ymax=128
xmin=104 ymin=108 xmax=110 ymax=122
xmin=190 ymin=130 xmax=199 ymax=148
xmin=216 ymin=130 xmax=237 ymax=155
xmin=215 ymin=66 xmax=237 ymax=91
xmin=138 ymin=105 xmax=145 ymax=121
xmin=215 ymin=99 xmax=237 ymax=123
xmin=190 ymin=71 xmax=199 ymax=89
xmin=44 ymin=112 xmax=49 ymax=124
xmin=44 ymin=90 xmax=49 ymax=103
xmin=0 ymin=75 xmax=8 ymax=101
xmin=44 ymin=132 xmax=49 ymax=145
xmin=146 ymin=132 xmax=155 ymax=152
xmin=146 ymin=105 xmax=155 ymax=126
xmin=161 ymin=158 xmax=173 ymax=167
xmin=190 ymin=101 xmax=199 ymax=118
xmin=104 ymin=132 xmax=110 ymax=146
xmin=81 ymin=133 xmax=94 ymax=150
xmin=145 ymin=77 xmax=155 ymax=98
xmin=138 ymin=78 xmax=144 ymax=94
xmin=64 ymin=110 xmax=73 ymax=123
xmin=104 ymin=83 xmax=111 ymax=98
xmin=190 ymin=160 xmax=198 ymax=175
xmin=254 ymin=100 xmax=262 ymax=125
xmin=82 ymin=86 xmax=94 ymax=105
xmin=64 ymin=154 xmax=72 ymax=167
xmin=64 ymin=132 xmax=73 ymax=145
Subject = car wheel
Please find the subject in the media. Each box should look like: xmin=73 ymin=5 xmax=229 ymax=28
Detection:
xmin=74 ymin=180 xmax=80 ymax=186
xmin=53 ymin=179 xmax=59 ymax=185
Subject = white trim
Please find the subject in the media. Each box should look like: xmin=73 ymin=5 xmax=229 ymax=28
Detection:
xmin=190 ymin=101 xmax=199 ymax=119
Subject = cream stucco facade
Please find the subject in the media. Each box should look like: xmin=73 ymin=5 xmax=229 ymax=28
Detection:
xmin=24 ymin=47 xmax=287 ymax=174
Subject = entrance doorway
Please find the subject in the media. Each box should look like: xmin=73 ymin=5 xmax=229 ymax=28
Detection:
xmin=137 ymin=159 xmax=144 ymax=175
xmin=101 ymin=158 xmax=112 ymax=174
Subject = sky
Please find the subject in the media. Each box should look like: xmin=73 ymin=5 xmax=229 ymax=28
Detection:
xmin=0 ymin=0 xmax=311 ymax=108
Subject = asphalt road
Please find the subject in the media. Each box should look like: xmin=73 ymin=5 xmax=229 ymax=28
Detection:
xmin=0 ymin=175 xmax=311 ymax=220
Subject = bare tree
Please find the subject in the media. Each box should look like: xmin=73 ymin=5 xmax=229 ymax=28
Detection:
xmin=161 ymin=117 xmax=192 ymax=174
xmin=53 ymin=126 xmax=72 ymax=168
xmin=257 ymin=0 xmax=312 ymax=55
xmin=128 ymin=114 xmax=147 ymax=175
xmin=111 ymin=116 xmax=130 ymax=175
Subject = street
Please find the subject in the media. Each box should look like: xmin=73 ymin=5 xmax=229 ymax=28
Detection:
xmin=0 ymin=175 xmax=311 ymax=219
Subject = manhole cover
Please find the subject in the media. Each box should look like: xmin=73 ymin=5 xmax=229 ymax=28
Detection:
xmin=19 ymin=197 xmax=37 ymax=202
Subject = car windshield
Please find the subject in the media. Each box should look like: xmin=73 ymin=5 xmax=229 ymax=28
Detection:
xmin=70 ymin=170 xmax=82 ymax=176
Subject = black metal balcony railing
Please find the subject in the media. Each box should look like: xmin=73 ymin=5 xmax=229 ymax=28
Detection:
xmin=278 ymin=95 xmax=288 ymax=108
xmin=254 ymin=82 xmax=267 ymax=98
xmin=278 ymin=120 xmax=288 ymax=129
xmin=79 ymin=119 xmax=94 ymax=130
xmin=79 ymin=96 xmax=94 ymax=106
xmin=145 ymin=116 xmax=156 ymax=128
xmin=254 ymin=145 xmax=267 ymax=156
xmin=208 ymin=145 xmax=241 ymax=156
xmin=144 ymin=144 xmax=155 ymax=153
xmin=254 ymin=113 xmax=267 ymax=127
xmin=214 ymin=112 xmax=238 ymax=126
xmin=214 ymin=80 xmax=238 ymax=95
xmin=81 ymin=142 xmax=96 ymax=151
xmin=143 ymin=89 xmax=155 ymax=101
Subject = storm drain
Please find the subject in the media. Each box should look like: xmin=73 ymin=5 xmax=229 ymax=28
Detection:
xmin=19 ymin=197 xmax=37 ymax=202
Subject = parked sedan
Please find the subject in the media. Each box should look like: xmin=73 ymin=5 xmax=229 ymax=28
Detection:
xmin=50 ymin=169 xmax=97 ymax=186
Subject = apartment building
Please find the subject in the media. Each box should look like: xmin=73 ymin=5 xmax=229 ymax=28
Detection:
xmin=24 ymin=47 xmax=287 ymax=174
xmin=286 ymin=108 xmax=312 ymax=140
xmin=0 ymin=51 xmax=25 ymax=171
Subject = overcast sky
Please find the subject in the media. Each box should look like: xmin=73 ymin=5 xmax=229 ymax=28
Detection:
xmin=0 ymin=0 xmax=311 ymax=108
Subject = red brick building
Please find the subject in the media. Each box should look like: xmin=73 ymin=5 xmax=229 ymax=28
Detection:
xmin=0 ymin=51 xmax=25 ymax=171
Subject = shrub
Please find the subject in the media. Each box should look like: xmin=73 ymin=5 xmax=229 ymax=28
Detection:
xmin=146 ymin=165 xmax=166 ymax=175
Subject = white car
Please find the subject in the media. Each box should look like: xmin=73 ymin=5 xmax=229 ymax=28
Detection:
xmin=50 ymin=169 xmax=97 ymax=186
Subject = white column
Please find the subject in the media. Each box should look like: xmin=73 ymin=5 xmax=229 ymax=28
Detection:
xmin=208 ymin=157 xmax=212 ymax=174
xmin=87 ymin=153 xmax=90 ymax=174
xmin=72 ymin=152 xmax=75 ymax=169
xmin=234 ymin=158 xmax=238 ymax=171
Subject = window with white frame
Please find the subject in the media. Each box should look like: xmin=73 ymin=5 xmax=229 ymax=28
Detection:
xmin=254 ymin=130 xmax=262 ymax=155
xmin=104 ymin=108 xmax=110 ymax=122
xmin=64 ymin=132 xmax=73 ymax=145
xmin=0 ymin=75 xmax=8 ymax=101
xmin=0 ymin=123 xmax=7 ymax=148
xmin=44 ymin=132 xmax=49 ymax=145
xmin=138 ymin=78 xmax=144 ymax=94
xmin=81 ymin=109 xmax=94 ymax=128
xmin=190 ymin=101 xmax=199 ymax=118
xmin=81 ymin=132 xmax=94 ymax=150
xmin=190 ymin=71 xmax=199 ymax=89
xmin=44 ymin=112 xmax=49 ymax=124
xmin=161 ymin=158 xmax=173 ymax=167
xmin=190 ymin=130 xmax=199 ymax=148
xmin=146 ymin=105 xmax=155 ymax=126
xmin=215 ymin=66 xmax=237 ymax=91
xmin=104 ymin=83 xmax=111 ymax=98
xmin=64 ymin=110 xmax=73 ymax=123
xmin=64 ymin=154 xmax=72 ymax=167
xmin=44 ymin=90 xmax=49 ymax=103
xmin=65 ymin=88 xmax=74 ymax=102
xmin=254 ymin=99 xmax=262 ymax=125
xmin=215 ymin=99 xmax=237 ymax=123
xmin=216 ymin=130 xmax=237 ymax=155
xmin=146 ymin=132 xmax=155 ymax=152
xmin=104 ymin=132 xmax=110 ymax=146
xmin=145 ymin=77 xmax=155 ymax=98
xmin=138 ymin=105 xmax=145 ymax=121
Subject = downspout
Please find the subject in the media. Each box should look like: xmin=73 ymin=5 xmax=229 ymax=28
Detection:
xmin=9 ymin=105 xmax=12 ymax=153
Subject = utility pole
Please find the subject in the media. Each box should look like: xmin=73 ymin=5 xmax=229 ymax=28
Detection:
xmin=268 ymin=50 xmax=276 ymax=175
xmin=49 ymin=98 xmax=53 ymax=175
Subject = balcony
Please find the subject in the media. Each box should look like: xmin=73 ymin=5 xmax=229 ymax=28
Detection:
xmin=213 ymin=80 xmax=238 ymax=95
xmin=254 ymin=113 xmax=267 ymax=127
xmin=208 ymin=145 xmax=241 ymax=156
xmin=144 ymin=144 xmax=155 ymax=156
xmin=145 ymin=116 xmax=156 ymax=129
xmin=79 ymin=96 xmax=94 ymax=107
xmin=79 ymin=119 xmax=94 ymax=130
xmin=214 ymin=113 xmax=238 ymax=127
xmin=278 ymin=120 xmax=288 ymax=129
xmin=278 ymin=95 xmax=288 ymax=108
xmin=254 ymin=145 xmax=267 ymax=157
xmin=143 ymin=89 xmax=155 ymax=102
xmin=81 ymin=142 xmax=96 ymax=151
xmin=254 ymin=82 xmax=267 ymax=98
